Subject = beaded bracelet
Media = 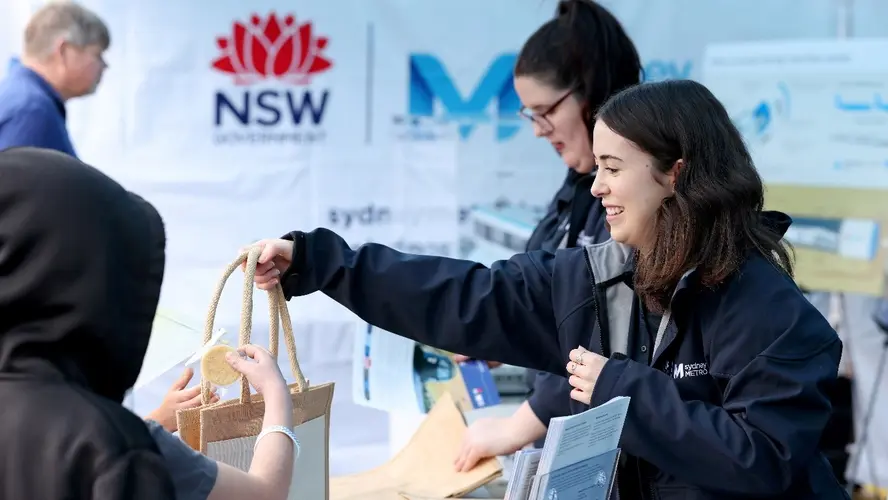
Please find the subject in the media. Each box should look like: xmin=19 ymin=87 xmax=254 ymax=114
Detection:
xmin=254 ymin=425 xmax=301 ymax=460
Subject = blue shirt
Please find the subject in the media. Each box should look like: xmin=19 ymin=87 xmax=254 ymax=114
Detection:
xmin=0 ymin=58 xmax=77 ymax=157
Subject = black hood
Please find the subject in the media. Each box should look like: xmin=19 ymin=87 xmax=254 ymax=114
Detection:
xmin=761 ymin=210 xmax=792 ymax=238
xmin=0 ymin=148 xmax=165 ymax=403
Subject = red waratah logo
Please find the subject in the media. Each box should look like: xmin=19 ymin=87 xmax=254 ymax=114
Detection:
xmin=211 ymin=12 xmax=333 ymax=86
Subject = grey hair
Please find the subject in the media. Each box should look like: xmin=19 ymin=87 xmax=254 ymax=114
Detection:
xmin=23 ymin=1 xmax=110 ymax=58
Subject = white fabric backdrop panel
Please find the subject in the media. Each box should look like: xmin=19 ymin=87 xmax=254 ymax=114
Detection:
xmin=598 ymin=0 xmax=838 ymax=82
xmin=0 ymin=1 xmax=41 ymax=79
xmin=119 ymin=1 xmax=370 ymax=161
xmin=366 ymin=0 xmax=566 ymax=226
xmin=309 ymin=140 xmax=459 ymax=249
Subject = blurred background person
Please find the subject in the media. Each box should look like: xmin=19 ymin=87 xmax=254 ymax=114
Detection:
xmin=0 ymin=1 xmax=108 ymax=156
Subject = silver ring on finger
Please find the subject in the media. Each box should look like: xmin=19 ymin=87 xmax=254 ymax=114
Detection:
xmin=577 ymin=352 xmax=585 ymax=365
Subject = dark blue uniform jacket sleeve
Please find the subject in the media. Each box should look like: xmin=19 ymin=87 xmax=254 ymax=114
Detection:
xmin=591 ymin=263 xmax=842 ymax=496
xmin=282 ymin=228 xmax=565 ymax=375
xmin=526 ymin=371 xmax=573 ymax=427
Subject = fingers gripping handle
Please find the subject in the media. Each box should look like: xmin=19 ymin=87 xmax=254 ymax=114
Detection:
xmin=201 ymin=246 xmax=306 ymax=405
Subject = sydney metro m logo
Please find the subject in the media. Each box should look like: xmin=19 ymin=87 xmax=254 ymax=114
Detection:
xmin=408 ymin=53 xmax=522 ymax=141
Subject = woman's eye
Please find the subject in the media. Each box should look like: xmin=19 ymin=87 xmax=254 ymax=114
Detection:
xmin=605 ymin=167 xmax=618 ymax=174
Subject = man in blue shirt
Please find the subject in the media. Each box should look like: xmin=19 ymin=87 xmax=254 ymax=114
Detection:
xmin=0 ymin=2 xmax=110 ymax=157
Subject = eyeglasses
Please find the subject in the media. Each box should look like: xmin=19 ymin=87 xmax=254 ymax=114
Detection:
xmin=517 ymin=90 xmax=574 ymax=133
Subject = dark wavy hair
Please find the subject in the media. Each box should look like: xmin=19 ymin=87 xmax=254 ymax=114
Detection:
xmin=595 ymin=80 xmax=794 ymax=312
xmin=514 ymin=0 xmax=642 ymax=124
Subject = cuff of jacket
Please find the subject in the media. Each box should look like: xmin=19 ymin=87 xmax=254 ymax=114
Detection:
xmin=590 ymin=353 xmax=631 ymax=407
xmin=526 ymin=391 xmax=554 ymax=427
xmin=279 ymin=231 xmax=306 ymax=299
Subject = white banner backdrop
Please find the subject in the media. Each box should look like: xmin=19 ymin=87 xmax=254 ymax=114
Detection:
xmin=598 ymin=0 xmax=839 ymax=83
xmin=1 ymin=0 xmax=865 ymax=476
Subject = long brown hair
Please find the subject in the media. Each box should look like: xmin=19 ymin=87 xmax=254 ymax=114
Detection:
xmin=596 ymin=80 xmax=793 ymax=312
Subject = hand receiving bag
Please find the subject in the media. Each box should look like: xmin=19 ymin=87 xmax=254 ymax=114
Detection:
xmin=176 ymin=246 xmax=335 ymax=499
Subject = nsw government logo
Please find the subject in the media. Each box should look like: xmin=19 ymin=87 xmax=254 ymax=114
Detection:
xmin=210 ymin=12 xmax=332 ymax=145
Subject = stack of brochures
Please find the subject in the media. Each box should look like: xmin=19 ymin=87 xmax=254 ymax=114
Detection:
xmin=504 ymin=395 xmax=630 ymax=500
xmin=503 ymin=449 xmax=542 ymax=500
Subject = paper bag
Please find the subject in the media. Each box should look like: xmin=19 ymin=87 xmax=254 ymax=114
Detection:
xmin=331 ymin=393 xmax=502 ymax=499
xmin=176 ymin=247 xmax=335 ymax=500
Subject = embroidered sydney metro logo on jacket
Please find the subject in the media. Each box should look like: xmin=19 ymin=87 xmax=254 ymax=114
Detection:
xmin=663 ymin=360 xmax=709 ymax=379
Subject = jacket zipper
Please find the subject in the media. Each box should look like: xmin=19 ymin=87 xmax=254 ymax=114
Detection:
xmin=583 ymin=247 xmax=621 ymax=496
xmin=584 ymin=247 xmax=663 ymax=499
xmin=581 ymin=247 xmax=605 ymax=357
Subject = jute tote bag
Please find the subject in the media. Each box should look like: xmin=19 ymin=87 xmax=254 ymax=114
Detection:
xmin=176 ymin=247 xmax=335 ymax=500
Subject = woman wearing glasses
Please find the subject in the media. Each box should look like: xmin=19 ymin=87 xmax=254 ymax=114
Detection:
xmin=452 ymin=0 xmax=642 ymax=471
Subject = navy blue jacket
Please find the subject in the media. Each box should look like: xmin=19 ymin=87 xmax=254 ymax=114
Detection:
xmin=523 ymin=169 xmax=609 ymax=433
xmin=525 ymin=169 xmax=609 ymax=253
xmin=280 ymin=213 xmax=846 ymax=499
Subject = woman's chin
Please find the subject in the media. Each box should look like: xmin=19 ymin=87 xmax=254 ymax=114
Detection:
xmin=608 ymin=228 xmax=630 ymax=245
xmin=572 ymin=161 xmax=597 ymax=175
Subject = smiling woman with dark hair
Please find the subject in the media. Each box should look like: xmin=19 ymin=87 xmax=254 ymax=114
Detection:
xmin=246 ymin=79 xmax=848 ymax=499
xmin=592 ymin=80 xmax=793 ymax=314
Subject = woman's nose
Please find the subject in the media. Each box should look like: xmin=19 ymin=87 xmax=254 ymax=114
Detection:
xmin=591 ymin=172 xmax=607 ymax=197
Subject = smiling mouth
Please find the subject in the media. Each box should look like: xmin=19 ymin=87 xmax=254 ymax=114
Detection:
xmin=606 ymin=207 xmax=624 ymax=216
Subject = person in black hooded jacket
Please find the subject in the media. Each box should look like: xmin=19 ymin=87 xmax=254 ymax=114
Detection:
xmin=451 ymin=0 xmax=642 ymax=469
xmin=246 ymin=80 xmax=849 ymax=499
xmin=0 ymin=147 xmax=176 ymax=499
